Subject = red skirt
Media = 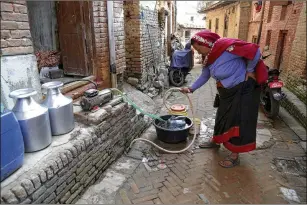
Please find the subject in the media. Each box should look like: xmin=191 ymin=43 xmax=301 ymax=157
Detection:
xmin=213 ymin=78 xmax=260 ymax=153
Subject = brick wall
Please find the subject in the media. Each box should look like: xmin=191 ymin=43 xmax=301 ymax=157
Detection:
xmin=259 ymin=1 xmax=303 ymax=70
xmin=124 ymin=2 xmax=164 ymax=86
xmin=282 ymin=1 xmax=306 ymax=105
xmin=172 ymin=3 xmax=176 ymax=33
xmin=92 ymin=1 xmax=110 ymax=87
xmin=113 ymin=1 xmax=126 ymax=88
xmin=258 ymin=1 xmax=306 ymax=128
xmin=92 ymin=1 xmax=126 ymax=89
xmin=0 ymin=97 xmax=149 ymax=204
xmin=1 ymin=1 xmax=33 ymax=55
xmin=124 ymin=1 xmax=142 ymax=79
xmin=286 ymin=1 xmax=306 ymax=79
xmin=139 ymin=7 xmax=162 ymax=85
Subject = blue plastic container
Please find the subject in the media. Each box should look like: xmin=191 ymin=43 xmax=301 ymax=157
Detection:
xmin=1 ymin=110 xmax=24 ymax=181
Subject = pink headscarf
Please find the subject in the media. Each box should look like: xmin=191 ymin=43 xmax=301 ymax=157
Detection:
xmin=191 ymin=30 xmax=221 ymax=48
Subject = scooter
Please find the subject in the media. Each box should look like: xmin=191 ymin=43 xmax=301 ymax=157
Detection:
xmin=260 ymin=53 xmax=286 ymax=119
xmin=168 ymin=41 xmax=194 ymax=87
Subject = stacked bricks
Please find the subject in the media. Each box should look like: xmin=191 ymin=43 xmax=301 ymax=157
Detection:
xmin=0 ymin=97 xmax=149 ymax=204
xmin=92 ymin=1 xmax=111 ymax=87
xmin=113 ymin=1 xmax=126 ymax=75
xmin=124 ymin=1 xmax=142 ymax=79
xmin=139 ymin=7 xmax=162 ymax=85
xmin=0 ymin=0 xmax=33 ymax=56
xmin=113 ymin=1 xmax=126 ymax=89
xmin=124 ymin=1 xmax=164 ymax=86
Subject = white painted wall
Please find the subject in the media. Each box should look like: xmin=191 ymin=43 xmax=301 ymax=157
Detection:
xmin=1 ymin=54 xmax=42 ymax=110
xmin=177 ymin=1 xmax=206 ymax=28
xmin=139 ymin=1 xmax=156 ymax=10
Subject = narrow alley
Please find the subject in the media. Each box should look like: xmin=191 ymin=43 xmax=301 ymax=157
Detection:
xmin=1 ymin=1 xmax=306 ymax=204
xmin=76 ymin=65 xmax=306 ymax=204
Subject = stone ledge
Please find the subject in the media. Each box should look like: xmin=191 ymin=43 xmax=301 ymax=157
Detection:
xmin=0 ymin=100 xmax=150 ymax=204
xmin=280 ymin=87 xmax=307 ymax=129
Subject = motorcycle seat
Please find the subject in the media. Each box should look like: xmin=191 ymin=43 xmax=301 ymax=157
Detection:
xmin=268 ymin=68 xmax=279 ymax=75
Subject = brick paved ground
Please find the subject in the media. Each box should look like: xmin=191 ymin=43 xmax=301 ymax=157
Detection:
xmin=78 ymin=65 xmax=306 ymax=204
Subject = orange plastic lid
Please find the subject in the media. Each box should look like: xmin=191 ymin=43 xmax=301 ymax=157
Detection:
xmin=170 ymin=104 xmax=186 ymax=112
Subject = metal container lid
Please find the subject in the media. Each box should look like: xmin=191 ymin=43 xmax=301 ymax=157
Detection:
xmin=9 ymin=88 xmax=37 ymax=99
xmin=170 ymin=104 xmax=186 ymax=112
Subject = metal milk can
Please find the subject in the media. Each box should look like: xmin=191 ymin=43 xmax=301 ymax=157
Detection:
xmin=9 ymin=88 xmax=52 ymax=152
xmin=42 ymin=81 xmax=75 ymax=135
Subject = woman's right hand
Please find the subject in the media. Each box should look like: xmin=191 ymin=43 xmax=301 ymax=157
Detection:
xmin=180 ymin=87 xmax=192 ymax=93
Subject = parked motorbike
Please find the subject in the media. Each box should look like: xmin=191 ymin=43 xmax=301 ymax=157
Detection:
xmin=260 ymin=53 xmax=286 ymax=119
xmin=168 ymin=41 xmax=194 ymax=87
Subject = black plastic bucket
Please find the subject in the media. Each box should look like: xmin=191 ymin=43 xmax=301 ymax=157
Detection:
xmin=153 ymin=115 xmax=193 ymax=144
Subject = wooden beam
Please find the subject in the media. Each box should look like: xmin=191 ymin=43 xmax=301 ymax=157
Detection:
xmin=60 ymin=75 xmax=95 ymax=94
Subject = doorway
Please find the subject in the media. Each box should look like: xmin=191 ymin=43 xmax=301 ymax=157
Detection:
xmin=57 ymin=1 xmax=93 ymax=76
xmin=27 ymin=1 xmax=94 ymax=80
xmin=275 ymin=30 xmax=288 ymax=70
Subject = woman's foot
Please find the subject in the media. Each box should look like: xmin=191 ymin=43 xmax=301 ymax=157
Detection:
xmin=219 ymin=153 xmax=240 ymax=168
xmin=199 ymin=141 xmax=220 ymax=149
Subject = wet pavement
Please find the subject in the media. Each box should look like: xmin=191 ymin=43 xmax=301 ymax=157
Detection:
xmin=77 ymin=64 xmax=306 ymax=204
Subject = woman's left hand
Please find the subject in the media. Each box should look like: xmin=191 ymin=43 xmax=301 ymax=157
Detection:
xmin=180 ymin=87 xmax=192 ymax=93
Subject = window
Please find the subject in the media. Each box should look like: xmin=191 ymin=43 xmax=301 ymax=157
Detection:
xmin=190 ymin=16 xmax=194 ymax=22
xmin=232 ymin=6 xmax=235 ymax=13
xmin=280 ymin=5 xmax=287 ymax=20
xmin=224 ymin=16 xmax=228 ymax=30
xmin=266 ymin=30 xmax=272 ymax=48
xmin=252 ymin=35 xmax=258 ymax=43
xmin=215 ymin=18 xmax=219 ymax=31
xmin=267 ymin=6 xmax=273 ymax=23
xmin=185 ymin=30 xmax=191 ymax=40
xmin=209 ymin=20 xmax=212 ymax=29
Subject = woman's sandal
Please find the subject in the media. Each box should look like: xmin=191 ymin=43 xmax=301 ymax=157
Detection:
xmin=219 ymin=156 xmax=240 ymax=168
xmin=199 ymin=141 xmax=221 ymax=149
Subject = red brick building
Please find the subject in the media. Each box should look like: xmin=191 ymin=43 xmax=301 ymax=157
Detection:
xmin=258 ymin=1 xmax=305 ymax=76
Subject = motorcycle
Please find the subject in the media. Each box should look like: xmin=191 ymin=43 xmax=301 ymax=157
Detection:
xmin=168 ymin=41 xmax=194 ymax=87
xmin=260 ymin=53 xmax=286 ymax=119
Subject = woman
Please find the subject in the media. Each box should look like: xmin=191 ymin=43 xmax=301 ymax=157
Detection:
xmin=181 ymin=30 xmax=263 ymax=168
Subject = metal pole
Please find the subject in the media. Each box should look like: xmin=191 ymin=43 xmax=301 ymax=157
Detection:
xmin=107 ymin=1 xmax=117 ymax=88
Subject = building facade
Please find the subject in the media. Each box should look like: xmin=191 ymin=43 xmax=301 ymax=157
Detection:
xmin=1 ymin=0 xmax=175 ymax=109
xmin=199 ymin=1 xmax=251 ymax=41
xmin=1 ymin=0 xmax=42 ymax=109
xmin=258 ymin=1 xmax=304 ymax=73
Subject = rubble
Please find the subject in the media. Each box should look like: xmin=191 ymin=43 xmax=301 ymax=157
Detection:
xmin=127 ymin=77 xmax=139 ymax=87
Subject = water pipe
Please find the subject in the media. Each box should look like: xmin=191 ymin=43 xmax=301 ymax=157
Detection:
xmin=111 ymin=88 xmax=197 ymax=154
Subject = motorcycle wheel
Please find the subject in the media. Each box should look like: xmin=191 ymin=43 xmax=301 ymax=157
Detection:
xmin=261 ymin=87 xmax=280 ymax=119
xmin=169 ymin=70 xmax=185 ymax=87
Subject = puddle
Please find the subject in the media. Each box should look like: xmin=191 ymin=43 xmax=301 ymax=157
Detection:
xmin=280 ymin=187 xmax=300 ymax=203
